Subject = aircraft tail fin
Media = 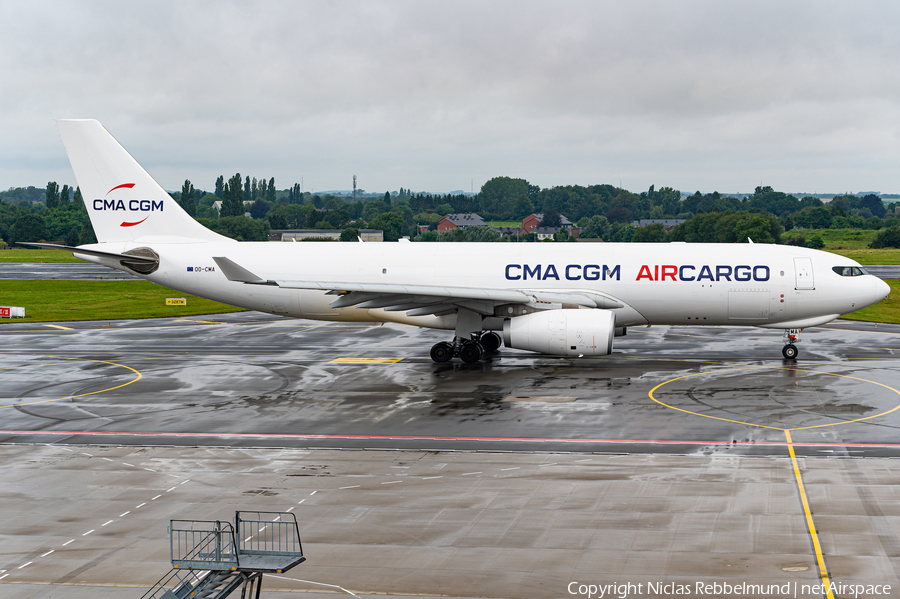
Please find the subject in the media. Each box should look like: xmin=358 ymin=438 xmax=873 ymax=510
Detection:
xmin=56 ymin=119 xmax=228 ymax=244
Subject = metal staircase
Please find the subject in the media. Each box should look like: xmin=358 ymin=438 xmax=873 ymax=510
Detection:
xmin=142 ymin=512 xmax=305 ymax=599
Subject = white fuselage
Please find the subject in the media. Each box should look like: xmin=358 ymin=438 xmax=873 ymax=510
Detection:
xmin=79 ymin=240 xmax=889 ymax=332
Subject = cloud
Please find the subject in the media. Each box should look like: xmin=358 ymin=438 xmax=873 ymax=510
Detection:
xmin=3 ymin=1 xmax=900 ymax=194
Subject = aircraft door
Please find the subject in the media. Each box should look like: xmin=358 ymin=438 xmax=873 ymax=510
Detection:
xmin=794 ymin=257 xmax=814 ymax=290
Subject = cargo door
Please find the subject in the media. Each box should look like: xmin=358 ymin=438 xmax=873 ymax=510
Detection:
xmin=728 ymin=289 xmax=770 ymax=320
xmin=794 ymin=257 xmax=815 ymax=290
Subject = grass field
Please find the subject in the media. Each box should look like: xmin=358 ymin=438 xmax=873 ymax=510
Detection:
xmin=0 ymin=249 xmax=81 ymax=263
xmin=840 ymin=279 xmax=900 ymax=323
xmin=0 ymin=280 xmax=244 ymax=323
xmin=783 ymin=228 xmax=878 ymax=250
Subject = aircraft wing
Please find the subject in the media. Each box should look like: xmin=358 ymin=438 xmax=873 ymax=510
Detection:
xmin=213 ymin=256 xmax=623 ymax=316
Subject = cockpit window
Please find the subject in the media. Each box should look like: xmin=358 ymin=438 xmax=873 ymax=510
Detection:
xmin=832 ymin=266 xmax=869 ymax=277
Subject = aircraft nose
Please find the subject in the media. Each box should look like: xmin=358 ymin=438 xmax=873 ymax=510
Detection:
xmin=876 ymin=277 xmax=891 ymax=302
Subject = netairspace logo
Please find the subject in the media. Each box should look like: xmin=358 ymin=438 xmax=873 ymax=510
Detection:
xmin=566 ymin=580 xmax=892 ymax=598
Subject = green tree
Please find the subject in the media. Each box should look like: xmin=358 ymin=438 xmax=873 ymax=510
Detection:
xmin=369 ymin=212 xmax=404 ymax=241
xmin=870 ymin=227 xmax=900 ymax=248
xmin=199 ymin=215 xmax=269 ymax=241
xmin=478 ymin=177 xmax=538 ymax=219
xmin=266 ymin=178 xmax=276 ymax=205
xmin=59 ymin=184 xmax=70 ymax=206
xmin=220 ymin=173 xmax=244 ymax=217
xmin=860 ymin=194 xmax=887 ymax=219
xmin=792 ymin=206 xmax=832 ymax=229
xmin=581 ymin=215 xmax=611 ymax=239
xmin=249 ymin=199 xmax=270 ymax=220
xmin=180 ymin=180 xmax=196 ymax=216
xmin=45 ymin=182 xmax=60 ymax=209
xmin=11 ymin=213 xmax=47 ymax=243
xmin=340 ymin=228 xmax=360 ymax=241
xmin=215 ymin=175 xmax=224 ymax=198
xmin=73 ymin=186 xmax=83 ymax=205
xmin=65 ymin=226 xmax=80 ymax=246
xmin=244 ymin=176 xmax=251 ymax=203
xmin=631 ymin=223 xmax=668 ymax=242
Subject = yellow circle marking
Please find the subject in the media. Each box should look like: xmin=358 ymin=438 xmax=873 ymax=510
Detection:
xmin=648 ymin=365 xmax=900 ymax=432
xmin=0 ymin=355 xmax=142 ymax=409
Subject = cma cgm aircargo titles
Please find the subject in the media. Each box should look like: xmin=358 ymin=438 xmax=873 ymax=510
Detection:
xmin=25 ymin=119 xmax=890 ymax=363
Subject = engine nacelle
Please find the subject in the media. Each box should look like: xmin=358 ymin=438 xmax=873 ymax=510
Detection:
xmin=502 ymin=309 xmax=616 ymax=356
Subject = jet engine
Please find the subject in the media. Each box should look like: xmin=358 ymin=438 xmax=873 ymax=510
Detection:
xmin=502 ymin=309 xmax=616 ymax=356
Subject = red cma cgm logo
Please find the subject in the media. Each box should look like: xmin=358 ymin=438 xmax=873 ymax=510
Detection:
xmin=92 ymin=183 xmax=164 ymax=227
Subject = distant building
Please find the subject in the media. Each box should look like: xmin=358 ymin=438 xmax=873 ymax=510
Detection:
xmin=437 ymin=213 xmax=486 ymax=231
xmin=532 ymin=226 xmax=560 ymax=241
xmin=630 ymin=219 xmax=686 ymax=230
xmin=522 ymin=213 xmax=573 ymax=233
xmin=269 ymin=229 xmax=384 ymax=242
xmin=493 ymin=227 xmax=524 ymax=236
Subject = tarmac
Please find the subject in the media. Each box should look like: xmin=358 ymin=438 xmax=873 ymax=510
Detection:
xmin=2 ymin=312 xmax=900 ymax=598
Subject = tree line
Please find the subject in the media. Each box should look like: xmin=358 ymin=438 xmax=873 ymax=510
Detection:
xmin=2 ymin=176 xmax=900 ymax=247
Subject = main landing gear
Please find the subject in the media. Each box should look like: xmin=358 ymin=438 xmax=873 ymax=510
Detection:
xmin=782 ymin=328 xmax=801 ymax=360
xmin=430 ymin=332 xmax=502 ymax=364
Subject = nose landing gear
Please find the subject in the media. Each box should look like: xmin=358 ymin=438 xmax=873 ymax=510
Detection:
xmin=781 ymin=328 xmax=801 ymax=360
xmin=430 ymin=331 xmax=502 ymax=363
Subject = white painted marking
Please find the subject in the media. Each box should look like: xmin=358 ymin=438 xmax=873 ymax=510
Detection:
xmin=41 ymin=550 xmax=54 ymax=557
xmin=123 ymin=463 xmax=134 ymax=467
xmin=244 ymin=536 xmax=253 ymax=542
xmin=82 ymin=530 xmax=94 ymax=536
xmin=0 ymin=574 xmax=8 ymax=580
xmin=309 ymin=491 xmax=317 ymax=495
xmin=298 ymin=499 xmax=306 ymax=504
xmin=119 ymin=511 xmax=130 ymax=517
xmin=500 ymin=467 xmax=520 ymax=471
xmin=258 ymin=526 xmax=267 ymax=532
xmin=389 ymin=466 xmax=409 ymax=468
xmin=460 ymin=472 xmax=481 ymax=476
xmin=144 ymin=468 xmax=156 ymax=472
xmin=81 ymin=453 xmax=93 ymax=457
xmin=274 ymin=516 xmax=281 ymax=521
xmin=422 ymin=476 xmax=442 ymax=480
xmin=381 ymin=480 xmax=402 ymax=485
xmin=101 ymin=458 xmax=114 ymax=461
xmin=62 ymin=539 xmax=74 ymax=546
xmin=339 ymin=485 xmax=360 ymax=489
xmin=538 ymin=463 xmax=557 ymax=467
xmin=18 ymin=561 xmax=32 ymax=569
xmin=286 ymin=506 xmax=295 ymax=512
xmin=167 ymin=487 xmax=176 ymax=492
xmin=135 ymin=503 xmax=146 ymax=508
xmin=59 ymin=448 xmax=72 ymax=451
xmin=151 ymin=495 xmax=162 ymax=500
xmin=102 ymin=520 xmax=114 ymax=526
xmin=180 ymin=479 xmax=190 ymax=484
xmin=574 ymin=459 xmax=593 ymax=462
xmin=269 ymin=575 xmax=360 ymax=598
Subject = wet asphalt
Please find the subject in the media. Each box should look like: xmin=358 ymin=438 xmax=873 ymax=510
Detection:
xmin=2 ymin=312 xmax=900 ymax=458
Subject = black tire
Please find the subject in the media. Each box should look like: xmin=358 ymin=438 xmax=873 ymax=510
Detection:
xmin=430 ymin=342 xmax=453 ymax=363
xmin=459 ymin=342 xmax=484 ymax=364
xmin=782 ymin=344 xmax=798 ymax=360
xmin=480 ymin=332 xmax=502 ymax=353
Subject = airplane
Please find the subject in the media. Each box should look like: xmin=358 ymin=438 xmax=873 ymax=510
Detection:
xmin=23 ymin=119 xmax=891 ymax=363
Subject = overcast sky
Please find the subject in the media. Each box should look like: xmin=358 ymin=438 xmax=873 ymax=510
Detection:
xmin=2 ymin=1 xmax=899 ymax=196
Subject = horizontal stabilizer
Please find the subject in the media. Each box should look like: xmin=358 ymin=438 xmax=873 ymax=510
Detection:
xmin=212 ymin=256 xmax=276 ymax=285
xmin=17 ymin=242 xmax=158 ymax=263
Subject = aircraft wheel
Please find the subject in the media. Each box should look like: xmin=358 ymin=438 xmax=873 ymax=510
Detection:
xmin=782 ymin=344 xmax=798 ymax=360
xmin=430 ymin=342 xmax=453 ymax=363
xmin=459 ymin=342 xmax=484 ymax=364
xmin=480 ymin=332 xmax=502 ymax=353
